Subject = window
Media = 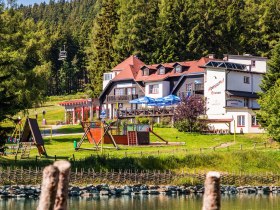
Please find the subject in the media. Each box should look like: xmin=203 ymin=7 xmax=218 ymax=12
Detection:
xmin=186 ymin=83 xmax=193 ymax=97
xmin=159 ymin=66 xmax=165 ymax=75
xmin=127 ymin=87 xmax=136 ymax=95
xmin=104 ymin=73 xmax=112 ymax=81
xmin=244 ymin=76 xmax=250 ymax=84
xmin=187 ymin=83 xmax=192 ymax=92
xmin=244 ymin=98 xmax=249 ymax=107
xmin=237 ymin=115 xmax=245 ymax=127
xmin=115 ymin=88 xmax=125 ymax=96
xmin=175 ymin=65 xmax=182 ymax=73
xmin=143 ymin=68 xmax=149 ymax=76
xmin=251 ymin=60 xmax=256 ymax=67
xmin=251 ymin=116 xmax=259 ymax=127
xmin=149 ymin=84 xmax=159 ymax=94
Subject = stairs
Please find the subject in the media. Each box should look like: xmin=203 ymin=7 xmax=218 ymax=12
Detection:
xmin=127 ymin=131 xmax=138 ymax=146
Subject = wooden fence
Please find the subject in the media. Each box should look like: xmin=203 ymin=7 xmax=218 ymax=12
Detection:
xmin=0 ymin=167 xmax=279 ymax=186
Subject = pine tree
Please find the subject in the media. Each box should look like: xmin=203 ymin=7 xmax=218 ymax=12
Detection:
xmin=0 ymin=9 xmax=51 ymax=115
xmin=258 ymin=42 xmax=280 ymax=141
xmin=113 ymin=0 xmax=159 ymax=63
xmin=153 ymin=0 xmax=190 ymax=63
xmin=187 ymin=0 xmax=245 ymax=59
xmin=258 ymin=78 xmax=280 ymax=141
xmin=240 ymin=0 xmax=264 ymax=56
xmin=86 ymin=0 xmax=118 ymax=97
xmin=258 ymin=0 xmax=280 ymax=56
xmin=260 ymin=42 xmax=280 ymax=92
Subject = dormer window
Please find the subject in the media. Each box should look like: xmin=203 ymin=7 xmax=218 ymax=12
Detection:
xmin=143 ymin=67 xmax=149 ymax=76
xmin=175 ymin=65 xmax=182 ymax=73
xmin=159 ymin=66 xmax=165 ymax=75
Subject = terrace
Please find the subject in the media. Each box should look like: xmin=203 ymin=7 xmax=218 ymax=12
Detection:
xmin=117 ymin=107 xmax=175 ymax=118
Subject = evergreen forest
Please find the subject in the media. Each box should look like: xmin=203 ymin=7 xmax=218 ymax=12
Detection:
xmin=1 ymin=0 xmax=280 ymax=97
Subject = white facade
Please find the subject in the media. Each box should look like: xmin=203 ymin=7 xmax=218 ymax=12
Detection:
xmin=145 ymin=81 xmax=170 ymax=98
xmin=205 ymin=69 xmax=226 ymax=115
xmin=226 ymin=54 xmax=267 ymax=73
xmin=103 ymin=72 xmax=117 ymax=89
xmin=204 ymin=61 xmax=265 ymax=133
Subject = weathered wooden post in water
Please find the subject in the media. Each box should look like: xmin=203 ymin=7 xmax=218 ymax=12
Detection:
xmin=53 ymin=161 xmax=71 ymax=210
xmin=37 ymin=165 xmax=59 ymax=210
xmin=202 ymin=171 xmax=221 ymax=210
xmin=37 ymin=160 xmax=71 ymax=210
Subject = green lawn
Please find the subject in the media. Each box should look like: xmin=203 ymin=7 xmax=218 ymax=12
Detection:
xmin=0 ymin=93 xmax=86 ymax=128
xmin=1 ymin=126 xmax=279 ymax=174
xmin=1 ymin=94 xmax=279 ymax=174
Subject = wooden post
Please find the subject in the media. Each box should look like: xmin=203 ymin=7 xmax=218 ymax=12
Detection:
xmin=51 ymin=127 xmax=53 ymax=141
xmin=202 ymin=171 xmax=221 ymax=210
xmin=37 ymin=165 xmax=59 ymax=210
xmin=53 ymin=160 xmax=71 ymax=210
xmin=101 ymin=121 xmax=104 ymax=155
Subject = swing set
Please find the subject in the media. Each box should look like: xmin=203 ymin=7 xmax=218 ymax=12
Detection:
xmin=76 ymin=120 xmax=169 ymax=151
xmin=75 ymin=121 xmax=119 ymax=151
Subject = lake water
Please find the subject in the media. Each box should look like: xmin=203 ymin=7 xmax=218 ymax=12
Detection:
xmin=1 ymin=194 xmax=280 ymax=210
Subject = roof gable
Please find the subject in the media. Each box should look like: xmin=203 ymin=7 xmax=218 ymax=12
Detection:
xmin=112 ymin=55 xmax=145 ymax=80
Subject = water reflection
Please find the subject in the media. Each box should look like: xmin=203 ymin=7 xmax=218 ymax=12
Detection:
xmin=0 ymin=194 xmax=279 ymax=210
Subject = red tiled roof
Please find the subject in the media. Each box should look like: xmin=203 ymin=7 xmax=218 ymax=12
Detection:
xmin=110 ymin=56 xmax=214 ymax=83
xmin=59 ymin=99 xmax=89 ymax=106
xmin=59 ymin=99 xmax=99 ymax=106
xmin=136 ymin=57 xmax=212 ymax=82
xmin=112 ymin=55 xmax=145 ymax=80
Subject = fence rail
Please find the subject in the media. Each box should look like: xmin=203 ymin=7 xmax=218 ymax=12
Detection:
xmin=0 ymin=167 xmax=279 ymax=186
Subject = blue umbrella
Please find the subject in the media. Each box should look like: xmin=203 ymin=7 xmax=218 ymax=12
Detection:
xmin=129 ymin=96 xmax=155 ymax=104
xmin=163 ymin=94 xmax=181 ymax=104
xmin=155 ymin=97 xmax=164 ymax=103
xmin=129 ymin=98 xmax=141 ymax=104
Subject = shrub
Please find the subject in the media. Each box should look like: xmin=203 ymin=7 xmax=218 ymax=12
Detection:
xmin=174 ymin=95 xmax=206 ymax=132
xmin=135 ymin=116 xmax=150 ymax=124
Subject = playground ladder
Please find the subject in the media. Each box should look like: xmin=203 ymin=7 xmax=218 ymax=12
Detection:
xmin=16 ymin=142 xmax=32 ymax=159
xmin=127 ymin=131 xmax=138 ymax=146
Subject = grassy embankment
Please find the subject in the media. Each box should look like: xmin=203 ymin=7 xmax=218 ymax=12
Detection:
xmin=1 ymin=94 xmax=280 ymax=175
xmin=1 ymin=126 xmax=279 ymax=174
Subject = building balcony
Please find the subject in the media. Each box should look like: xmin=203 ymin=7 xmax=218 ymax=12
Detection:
xmin=178 ymin=92 xmax=204 ymax=99
xmin=106 ymin=94 xmax=142 ymax=103
xmin=117 ymin=107 xmax=175 ymax=118
xmin=194 ymin=83 xmax=204 ymax=92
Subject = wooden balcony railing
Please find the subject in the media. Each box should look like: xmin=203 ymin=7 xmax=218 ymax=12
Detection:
xmin=194 ymin=83 xmax=204 ymax=91
xmin=106 ymin=94 xmax=142 ymax=102
xmin=117 ymin=107 xmax=175 ymax=118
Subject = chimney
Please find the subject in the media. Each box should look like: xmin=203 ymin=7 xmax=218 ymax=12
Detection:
xmin=208 ymin=54 xmax=215 ymax=59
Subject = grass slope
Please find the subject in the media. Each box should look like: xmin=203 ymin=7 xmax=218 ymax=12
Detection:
xmin=1 ymin=127 xmax=279 ymax=174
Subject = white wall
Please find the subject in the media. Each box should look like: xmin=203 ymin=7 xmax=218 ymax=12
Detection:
xmin=116 ymin=83 xmax=133 ymax=88
xmin=205 ymin=69 xmax=226 ymax=115
xmin=227 ymin=71 xmax=251 ymax=92
xmin=252 ymin=74 xmax=263 ymax=92
xmin=102 ymin=72 xmax=116 ymax=90
xmin=228 ymin=57 xmax=267 ymax=73
xmin=226 ymin=71 xmax=263 ymax=93
xmin=227 ymin=109 xmax=264 ymax=133
xmin=145 ymin=81 xmax=170 ymax=98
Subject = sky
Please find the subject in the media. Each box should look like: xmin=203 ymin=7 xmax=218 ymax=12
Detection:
xmin=17 ymin=0 xmax=47 ymax=5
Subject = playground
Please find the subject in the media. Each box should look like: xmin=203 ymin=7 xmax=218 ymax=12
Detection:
xmin=1 ymin=118 xmax=47 ymax=159
xmin=1 ymin=120 xmax=273 ymax=160
xmin=1 ymin=115 xmax=184 ymax=160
